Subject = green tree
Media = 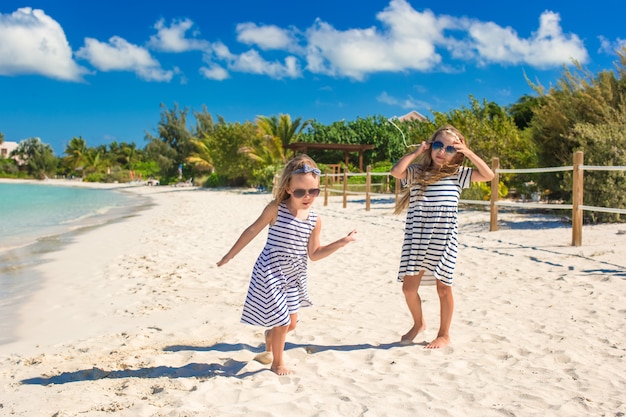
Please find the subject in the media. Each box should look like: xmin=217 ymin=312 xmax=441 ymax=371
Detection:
xmin=202 ymin=118 xmax=257 ymax=185
xmin=186 ymin=107 xmax=216 ymax=175
xmin=256 ymin=114 xmax=311 ymax=150
xmin=11 ymin=137 xmax=57 ymax=179
xmin=571 ymin=121 xmax=626 ymax=222
xmin=507 ymin=94 xmax=544 ymax=130
xmin=239 ymin=123 xmax=287 ymax=188
xmin=301 ymin=115 xmax=419 ymax=168
xmin=529 ymin=47 xmax=626 ymax=204
xmin=186 ymin=136 xmax=214 ymax=174
xmin=83 ymin=148 xmax=107 ymax=176
xmin=145 ymin=104 xmax=194 ymax=181
xmin=122 ymin=142 xmax=139 ymax=169
xmin=110 ymin=141 xmax=140 ymax=170
xmin=63 ymin=136 xmax=88 ymax=177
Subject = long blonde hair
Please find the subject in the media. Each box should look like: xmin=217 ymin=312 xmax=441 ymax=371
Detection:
xmin=272 ymin=154 xmax=320 ymax=204
xmin=393 ymin=125 xmax=467 ymax=214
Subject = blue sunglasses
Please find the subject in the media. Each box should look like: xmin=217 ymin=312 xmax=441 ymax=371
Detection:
xmin=431 ymin=141 xmax=457 ymax=155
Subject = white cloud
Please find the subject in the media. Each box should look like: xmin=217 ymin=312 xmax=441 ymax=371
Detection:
xmin=205 ymin=42 xmax=301 ymax=79
xmin=76 ymin=36 xmax=174 ymax=82
xmin=229 ymin=50 xmax=301 ymax=79
xmin=598 ymin=36 xmax=626 ymax=55
xmin=465 ymin=11 xmax=588 ymax=67
xmin=305 ymin=0 xmax=444 ymax=80
xmin=199 ymin=64 xmax=229 ymax=81
xmin=211 ymin=42 xmax=235 ymax=60
xmin=377 ymin=91 xmax=429 ymax=110
xmin=0 ymin=1 xmax=594 ymax=85
xmin=0 ymin=7 xmax=88 ymax=80
xmin=302 ymin=1 xmax=590 ymax=80
xmin=147 ymin=18 xmax=211 ymax=52
xmin=236 ymin=22 xmax=299 ymax=52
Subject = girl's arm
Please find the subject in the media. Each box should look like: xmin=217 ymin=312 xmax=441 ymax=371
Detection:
xmin=217 ymin=202 xmax=278 ymax=266
xmin=390 ymin=142 xmax=429 ymax=179
xmin=307 ymin=217 xmax=357 ymax=262
xmin=454 ymin=142 xmax=495 ymax=182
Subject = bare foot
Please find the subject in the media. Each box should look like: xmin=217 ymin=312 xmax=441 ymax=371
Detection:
xmin=425 ymin=335 xmax=450 ymax=349
xmin=400 ymin=324 xmax=427 ymax=345
xmin=271 ymin=365 xmax=293 ymax=375
xmin=253 ymin=351 xmax=273 ymax=365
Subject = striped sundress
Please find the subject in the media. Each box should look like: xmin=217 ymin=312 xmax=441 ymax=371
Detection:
xmin=398 ymin=165 xmax=473 ymax=286
xmin=241 ymin=202 xmax=317 ymax=327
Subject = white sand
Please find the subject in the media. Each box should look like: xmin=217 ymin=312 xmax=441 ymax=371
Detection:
xmin=0 ymin=186 xmax=624 ymax=416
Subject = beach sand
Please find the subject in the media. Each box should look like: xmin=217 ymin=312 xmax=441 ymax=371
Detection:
xmin=0 ymin=185 xmax=624 ymax=416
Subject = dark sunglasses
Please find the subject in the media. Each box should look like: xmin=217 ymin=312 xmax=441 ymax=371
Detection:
xmin=431 ymin=140 xmax=457 ymax=155
xmin=291 ymin=188 xmax=321 ymax=198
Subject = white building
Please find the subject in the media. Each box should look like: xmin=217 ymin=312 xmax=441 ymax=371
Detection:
xmin=0 ymin=141 xmax=18 ymax=159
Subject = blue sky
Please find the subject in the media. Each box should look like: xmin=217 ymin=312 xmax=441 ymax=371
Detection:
xmin=1 ymin=0 xmax=625 ymax=155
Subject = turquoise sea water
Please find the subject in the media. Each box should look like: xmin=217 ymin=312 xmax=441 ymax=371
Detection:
xmin=0 ymin=182 xmax=148 ymax=344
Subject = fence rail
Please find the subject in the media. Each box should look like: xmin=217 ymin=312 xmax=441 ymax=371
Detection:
xmin=321 ymin=151 xmax=625 ymax=246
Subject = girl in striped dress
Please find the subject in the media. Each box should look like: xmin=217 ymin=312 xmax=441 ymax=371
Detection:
xmin=217 ymin=154 xmax=357 ymax=375
xmin=391 ymin=125 xmax=494 ymax=349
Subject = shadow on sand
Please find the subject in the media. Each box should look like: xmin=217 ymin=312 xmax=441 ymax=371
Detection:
xmin=21 ymin=340 xmax=406 ymax=386
xmin=164 ymin=340 xmax=405 ymax=355
xmin=21 ymin=359 xmax=259 ymax=386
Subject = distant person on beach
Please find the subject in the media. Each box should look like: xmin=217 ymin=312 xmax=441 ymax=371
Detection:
xmin=391 ymin=125 xmax=494 ymax=349
xmin=217 ymin=154 xmax=357 ymax=375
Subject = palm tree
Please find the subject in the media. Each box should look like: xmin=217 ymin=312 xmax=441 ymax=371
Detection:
xmin=256 ymin=114 xmax=311 ymax=150
xmin=239 ymin=133 xmax=286 ymax=166
xmin=239 ymin=115 xmax=311 ymax=188
xmin=83 ymin=149 xmax=107 ymax=175
xmin=186 ymin=133 xmax=214 ymax=173
xmin=119 ymin=142 xmax=139 ymax=170
xmin=63 ymin=136 xmax=88 ymax=177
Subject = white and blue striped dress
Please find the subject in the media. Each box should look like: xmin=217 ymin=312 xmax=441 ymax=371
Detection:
xmin=398 ymin=165 xmax=473 ymax=286
xmin=241 ymin=202 xmax=317 ymax=327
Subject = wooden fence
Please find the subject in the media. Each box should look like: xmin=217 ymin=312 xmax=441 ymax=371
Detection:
xmin=321 ymin=151 xmax=626 ymax=246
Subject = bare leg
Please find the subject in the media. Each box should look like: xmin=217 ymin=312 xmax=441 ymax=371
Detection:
xmin=426 ymin=279 xmax=454 ymax=349
xmin=400 ymin=272 xmax=427 ymax=343
xmin=255 ymin=314 xmax=298 ymax=365
xmin=253 ymin=330 xmax=273 ymax=364
xmin=270 ymin=313 xmax=298 ymax=375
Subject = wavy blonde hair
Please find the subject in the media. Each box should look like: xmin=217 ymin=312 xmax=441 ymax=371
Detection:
xmin=272 ymin=154 xmax=320 ymax=204
xmin=393 ymin=125 xmax=467 ymax=214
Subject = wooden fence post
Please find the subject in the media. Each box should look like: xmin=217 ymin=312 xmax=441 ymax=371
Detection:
xmin=324 ymin=169 xmax=329 ymax=206
xmin=572 ymin=151 xmax=584 ymax=246
xmin=343 ymin=167 xmax=348 ymax=209
xmin=490 ymin=157 xmax=500 ymax=231
xmin=365 ymin=165 xmax=371 ymax=211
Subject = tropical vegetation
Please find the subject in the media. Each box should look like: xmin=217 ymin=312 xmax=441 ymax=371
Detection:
xmin=1 ymin=47 xmax=625 ymax=222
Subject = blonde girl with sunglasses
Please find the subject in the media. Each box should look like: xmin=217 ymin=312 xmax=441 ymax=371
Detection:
xmin=391 ymin=125 xmax=494 ymax=349
xmin=217 ymin=154 xmax=357 ymax=375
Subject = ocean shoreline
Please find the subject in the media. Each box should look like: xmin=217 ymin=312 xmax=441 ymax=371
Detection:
xmin=0 ymin=181 xmax=154 ymax=345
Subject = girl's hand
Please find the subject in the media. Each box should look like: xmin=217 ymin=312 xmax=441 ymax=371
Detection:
xmin=337 ymin=229 xmax=357 ymax=248
xmin=452 ymin=141 xmax=470 ymax=155
xmin=216 ymin=256 xmax=230 ymax=267
xmin=345 ymin=229 xmax=357 ymax=242
xmin=415 ymin=141 xmax=430 ymax=155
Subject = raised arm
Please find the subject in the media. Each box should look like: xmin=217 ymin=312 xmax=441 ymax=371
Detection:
xmin=307 ymin=217 xmax=357 ymax=262
xmin=217 ymin=202 xmax=278 ymax=266
xmin=390 ymin=142 xmax=429 ymax=179
xmin=453 ymin=142 xmax=495 ymax=182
